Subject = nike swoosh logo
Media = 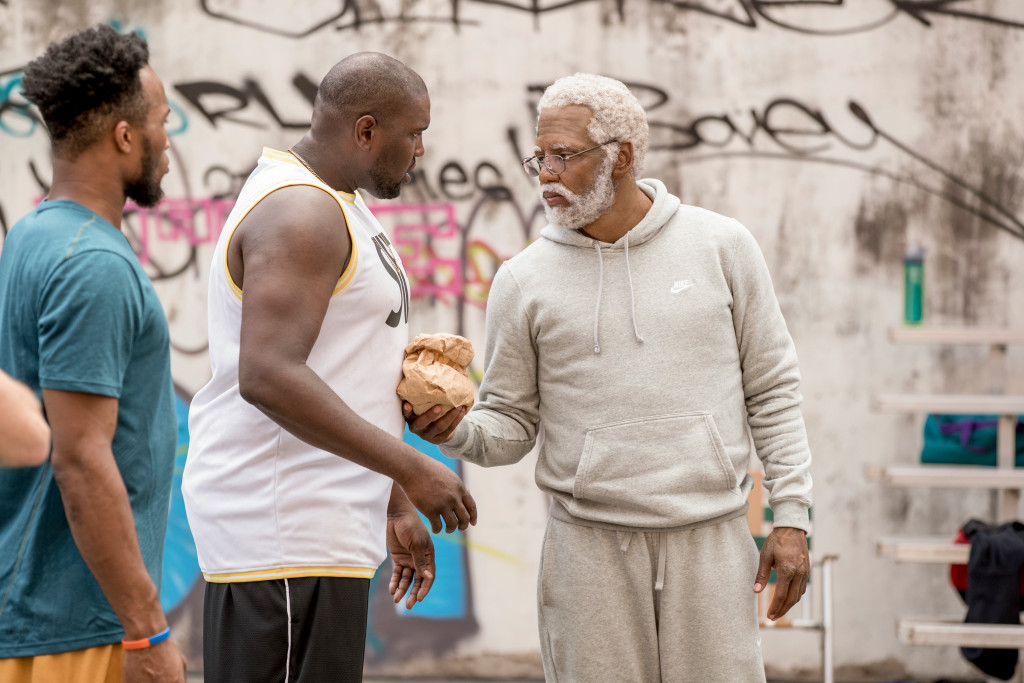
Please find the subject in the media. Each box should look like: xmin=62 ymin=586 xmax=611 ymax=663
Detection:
xmin=670 ymin=280 xmax=692 ymax=294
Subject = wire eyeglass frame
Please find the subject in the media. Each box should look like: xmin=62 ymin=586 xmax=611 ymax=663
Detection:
xmin=522 ymin=140 xmax=619 ymax=177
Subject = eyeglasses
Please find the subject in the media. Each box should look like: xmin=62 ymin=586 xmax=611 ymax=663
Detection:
xmin=522 ymin=140 xmax=619 ymax=177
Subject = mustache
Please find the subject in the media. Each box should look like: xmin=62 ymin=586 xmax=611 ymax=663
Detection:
xmin=539 ymin=182 xmax=578 ymax=200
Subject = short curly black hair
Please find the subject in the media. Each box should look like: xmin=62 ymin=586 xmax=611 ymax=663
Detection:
xmin=21 ymin=24 xmax=150 ymax=158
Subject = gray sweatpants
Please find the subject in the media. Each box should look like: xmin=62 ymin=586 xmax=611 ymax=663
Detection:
xmin=537 ymin=514 xmax=766 ymax=683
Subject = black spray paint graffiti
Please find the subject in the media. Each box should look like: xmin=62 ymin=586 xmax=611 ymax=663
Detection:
xmin=538 ymin=78 xmax=1024 ymax=242
xmin=198 ymin=0 xmax=480 ymax=37
xmin=11 ymin=69 xmax=1021 ymax=296
xmin=645 ymin=0 xmax=1024 ymax=35
xmin=198 ymin=0 xmax=1024 ymax=36
xmin=166 ymin=71 xmax=547 ymax=336
xmin=370 ymin=97 xmax=1024 ymax=342
xmin=174 ymin=75 xmax=318 ymax=129
xmin=6 ymin=70 xmax=1021 ymax=341
xmin=10 ymin=65 xmax=1024 ymax=243
xmin=647 ymin=97 xmax=1024 ymax=242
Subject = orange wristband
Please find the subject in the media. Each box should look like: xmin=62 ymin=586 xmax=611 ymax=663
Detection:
xmin=121 ymin=627 xmax=170 ymax=650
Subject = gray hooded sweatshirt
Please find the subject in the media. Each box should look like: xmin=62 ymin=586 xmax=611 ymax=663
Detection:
xmin=441 ymin=178 xmax=812 ymax=532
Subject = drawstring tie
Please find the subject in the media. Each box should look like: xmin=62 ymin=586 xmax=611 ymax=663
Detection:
xmin=590 ymin=236 xmax=644 ymax=355
xmin=623 ymin=234 xmax=645 ymax=345
xmin=618 ymin=531 xmax=668 ymax=592
xmin=655 ymin=533 xmax=667 ymax=592
xmin=592 ymin=242 xmax=604 ymax=354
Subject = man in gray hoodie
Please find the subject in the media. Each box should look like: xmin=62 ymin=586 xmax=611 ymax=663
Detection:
xmin=406 ymin=73 xmax=813 ymax=682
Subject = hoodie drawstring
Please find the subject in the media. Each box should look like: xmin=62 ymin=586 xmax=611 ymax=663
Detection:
xmin=591 ymin=237 xmax=644 ymax=355
xmin=592 ymin=242 xmax=603 ymax=354
xmin=623 ymin=234 xmax=645 ymax=345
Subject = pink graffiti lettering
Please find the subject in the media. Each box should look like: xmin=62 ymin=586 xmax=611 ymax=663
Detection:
xmin=126 ymin=197 xmax=235 ymax=266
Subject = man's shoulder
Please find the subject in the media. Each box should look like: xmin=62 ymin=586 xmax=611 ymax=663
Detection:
xmin=496 ymin=237 xmax=560 ymax=282
xmin=237 ymin=153 xmax=345 ymax=212
xmin=62 ymin=239 xmax=143 ymax=284
xmin=634 ymin=177 xmax=748 ymax=243
xmin=6 ymin=203 xmax=139 ymax=275
xmin=8 ymin=202 xmax=83 ymax=247
xmin=236 ymin=180 xmax=350 ymax=240
xmin=666 ymin=203 xmax=751 ymax=246
xmin=512 ymin=232 xmax=568 ymax=260
xmin=672 ymin=202 xmax=744 ymax=230
xmin=247 ymin=178 xmax=341 ymax=211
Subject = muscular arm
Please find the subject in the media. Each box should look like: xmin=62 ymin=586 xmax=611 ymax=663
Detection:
xmin=0 ymin=370 xmax=50 ymax=467
xmin=233 ymin=186 xmax=475 ymax=533
xmin=44 ymin=389 xmax=184 ymax=681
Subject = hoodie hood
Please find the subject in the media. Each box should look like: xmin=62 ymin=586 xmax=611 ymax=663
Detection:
xmin=539 ymin=178 xmax=682 ymax=249
xmin=537 ymin=178 xmax=682 ymax=353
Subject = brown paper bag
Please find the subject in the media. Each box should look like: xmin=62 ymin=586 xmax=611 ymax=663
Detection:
xmin=396 ymin=333 xmax=475 ymax=416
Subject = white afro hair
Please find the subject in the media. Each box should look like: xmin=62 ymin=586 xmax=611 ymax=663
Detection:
xmin=537 ymin=73 xmax=649 ymax=178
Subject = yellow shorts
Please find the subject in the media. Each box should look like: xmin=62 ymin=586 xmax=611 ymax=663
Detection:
xmin=0 ymin=643 xmax=122 ymax=683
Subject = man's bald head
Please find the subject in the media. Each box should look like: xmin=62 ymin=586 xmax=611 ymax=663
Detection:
xmin=313 ymin=52 xmax=427 ymax=130
xmin=291 ymin=52 xmax=429 ymax=197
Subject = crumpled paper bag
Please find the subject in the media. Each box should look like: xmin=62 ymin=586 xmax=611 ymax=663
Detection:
xmin=396 ymin=333 xmax=475 ymax=416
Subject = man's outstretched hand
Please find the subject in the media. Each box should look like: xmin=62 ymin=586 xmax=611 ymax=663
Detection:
xmin=403 ymin=403 xmax=465 ymax=444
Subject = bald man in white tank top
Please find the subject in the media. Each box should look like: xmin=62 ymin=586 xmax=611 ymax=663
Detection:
xmin=183 ymin=53 xmax=477 ymax=683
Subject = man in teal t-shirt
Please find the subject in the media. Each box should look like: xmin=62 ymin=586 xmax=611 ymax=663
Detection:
xmin=0 ymin=26 xmax=185 ymax=682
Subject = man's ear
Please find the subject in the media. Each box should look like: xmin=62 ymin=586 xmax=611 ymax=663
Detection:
xmin=611 ymin=141 xmax=634 ymax=180
xmin=111 ymin=120 xmax=134 ymax=154
xmin=354 ymin=114 xmax=378 ymax=151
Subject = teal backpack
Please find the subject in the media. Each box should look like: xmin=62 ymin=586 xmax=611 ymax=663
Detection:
xmin=921 ymin=415 xmax=1024 ymax=467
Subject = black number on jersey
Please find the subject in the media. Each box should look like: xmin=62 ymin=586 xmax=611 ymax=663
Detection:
xmin=372 ymin=233 xmax=409 ymax=328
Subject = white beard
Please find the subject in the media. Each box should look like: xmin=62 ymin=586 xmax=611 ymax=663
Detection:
xmin=540 ymin=157 xmax=616 ymax=231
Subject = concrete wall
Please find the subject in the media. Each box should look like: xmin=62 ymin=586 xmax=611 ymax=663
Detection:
xmin=3 ymin=1 xmax=1024 ymax=679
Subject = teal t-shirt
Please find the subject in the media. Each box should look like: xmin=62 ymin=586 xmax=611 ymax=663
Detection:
xmin=0 ymin=200 xmax=176 ymax=657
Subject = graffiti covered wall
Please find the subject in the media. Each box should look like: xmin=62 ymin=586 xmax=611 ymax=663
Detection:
xmin=3 ymin=1 xmax=1024 ymax=678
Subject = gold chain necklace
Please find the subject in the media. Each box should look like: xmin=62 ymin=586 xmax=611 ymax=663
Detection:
xmin=288 ymin=146 xmax=330 ymax=187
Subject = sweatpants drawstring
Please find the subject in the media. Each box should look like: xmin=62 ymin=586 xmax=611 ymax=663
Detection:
xmin=618 ymin=531 xmax=667 ymax=592
xmin=655 ymin=533 xmax=667 ymax=592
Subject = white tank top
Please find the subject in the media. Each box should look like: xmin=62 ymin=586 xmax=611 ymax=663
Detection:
xmin=183 ymin=148 xmax=410 ymax=582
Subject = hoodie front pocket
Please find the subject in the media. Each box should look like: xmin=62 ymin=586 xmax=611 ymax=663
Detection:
xmin=572 ymin=412 xmax=740 ymax=517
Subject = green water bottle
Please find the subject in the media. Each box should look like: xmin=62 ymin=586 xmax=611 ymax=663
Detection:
xmin=903 ymin=247 xmax=924 ymax=325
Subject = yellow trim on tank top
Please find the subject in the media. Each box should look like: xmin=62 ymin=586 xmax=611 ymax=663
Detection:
xmin=203 ymin=565 xmax=377 ymax=583
xmin=333 ymin=200 xmax=359 ymax=294
xmin=262 ymin=148 xmax=356 ymax=204
xmin=221 ymin=180 xmax=360 ymax=301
